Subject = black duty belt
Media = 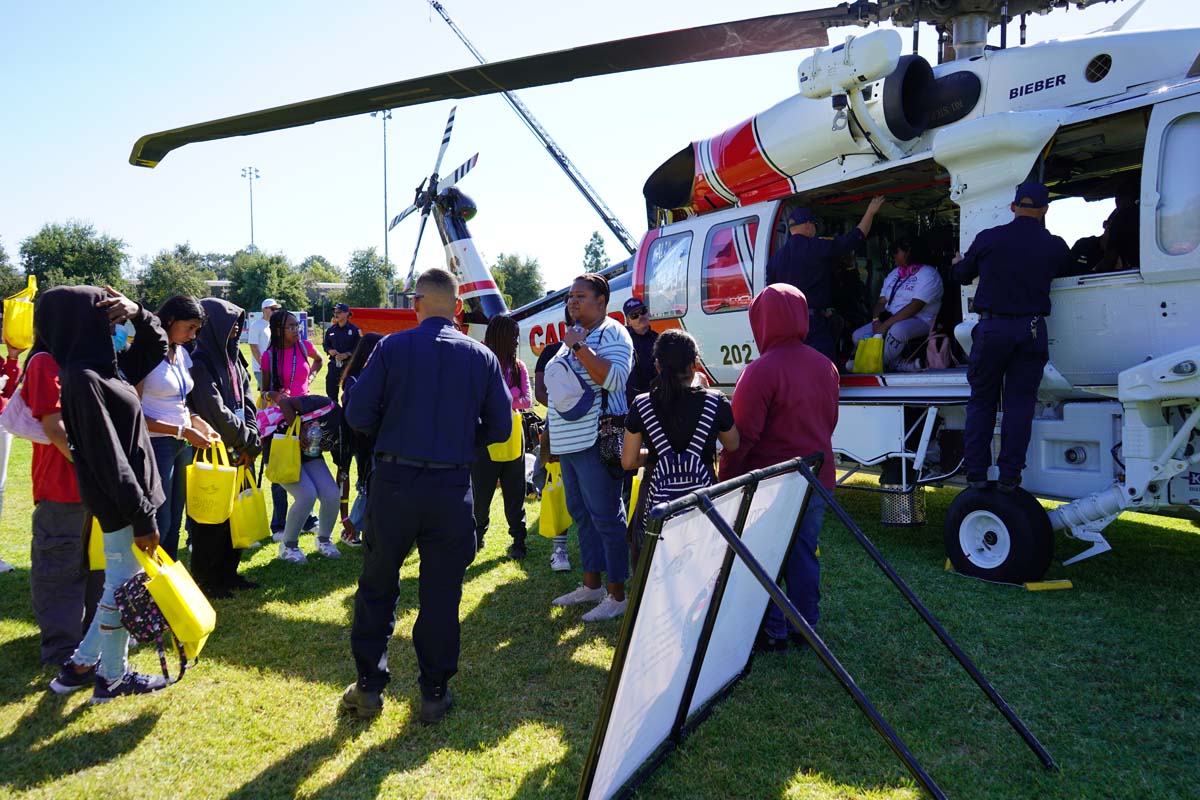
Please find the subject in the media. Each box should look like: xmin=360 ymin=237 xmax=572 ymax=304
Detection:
xmin=376 ymin=453 xmax=468 ymax=470
xmin=977 ymin=311 xmax=1040 ymax=320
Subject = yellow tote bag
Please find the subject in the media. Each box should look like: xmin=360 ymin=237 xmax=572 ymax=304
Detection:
xmin=628 ymin=470 xmax=643 ymax=522
xmin=2 ymin=275 xmax=36 ymax=351
xmin=487 ymin=410 xmax=523 ymax=462
xmin=538 ymin=462 xmax=573 ymax=539
xmin=229 ymin=465 xmax=270 ymax=549
xmin=265 ymin=417 xmax=302 ymax=484
xmin=852 ymin=335 xmax=884 ymax=374
xmin=186 ymin=445 xmax=237 ymax=524
xmin=88 ymin=516 xmax=105 ymax=571
xmin=133 ymin=546 xmax=216 ymax=660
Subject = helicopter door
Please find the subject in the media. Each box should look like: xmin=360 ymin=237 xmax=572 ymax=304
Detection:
xmin=1139 ymin=94 xmax=1200 ymax=284
xmin=685 ymin=215 xmax=761 ymax=386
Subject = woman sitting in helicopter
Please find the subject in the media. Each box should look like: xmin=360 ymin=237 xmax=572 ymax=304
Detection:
xmin=849 ymin=239 xmax=943 ymax=371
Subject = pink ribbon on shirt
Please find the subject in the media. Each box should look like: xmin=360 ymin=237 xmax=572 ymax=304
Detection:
xmin=897 ymin=264 xmax=921 ymax=280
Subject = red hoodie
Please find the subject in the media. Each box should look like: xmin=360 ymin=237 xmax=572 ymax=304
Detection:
xmin=719 ymin=284 xmax=839 ymax=488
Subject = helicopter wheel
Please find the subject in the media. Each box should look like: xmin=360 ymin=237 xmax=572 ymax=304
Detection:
xmin=944 ymin=487 xmax=1053 ymax=583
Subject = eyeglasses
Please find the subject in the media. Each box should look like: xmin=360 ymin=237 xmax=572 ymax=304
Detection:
xmin=627 ymin=309 xmax=647 ymax=320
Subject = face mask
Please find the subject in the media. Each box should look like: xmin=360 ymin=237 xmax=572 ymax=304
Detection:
xmin=112 ymin=325 xmax=129 ymax=353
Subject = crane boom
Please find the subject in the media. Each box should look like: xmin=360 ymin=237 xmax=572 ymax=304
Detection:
xmin=428 ymin=0 xmax=639 ymax=254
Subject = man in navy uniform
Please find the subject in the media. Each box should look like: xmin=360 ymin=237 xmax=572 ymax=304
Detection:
xmin=340 ymin=268 xmax=511 ymax=724
xmin=323 ymin=302 xmax=361 ymax=401
xmin=766 ymin=195 xmax=885 ymax=360
xmin=952 ymin=181 xmax=1072 ymax=491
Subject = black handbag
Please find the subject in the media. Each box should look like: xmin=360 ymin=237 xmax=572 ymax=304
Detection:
xmin=598 ymin=390 xmax=625 ymax=476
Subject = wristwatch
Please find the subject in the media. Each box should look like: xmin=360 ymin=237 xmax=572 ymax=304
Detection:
xmin=571 ymin=342 xmax=583 ymax=353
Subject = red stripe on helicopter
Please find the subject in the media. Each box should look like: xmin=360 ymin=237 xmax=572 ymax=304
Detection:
xmin=691 ymin=116 xmax=795 ymax=213
xmin=459 ymin=279 xmax=498 ymax=295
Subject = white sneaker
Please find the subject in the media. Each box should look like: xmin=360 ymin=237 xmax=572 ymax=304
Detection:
xmin=582 ymin=593 xmax=628 ymax=622
xmin=0 ymin=558 xmax=13 ymax=574
xmin=550 ymin=547 xmax=571 ymax=572
xmin=272 ymin=530 xmax=284 ymax=543
xmin=277 ymin=543 xmax=308 ymax=564
xmin=316 ymin=540 xmax=341 ymax=559
xmin=552 ymin=584 xmax=606 ymax=607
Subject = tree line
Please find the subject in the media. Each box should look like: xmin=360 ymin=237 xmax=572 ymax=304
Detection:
xmin=0 ymin=220 xmax=604 ymax=319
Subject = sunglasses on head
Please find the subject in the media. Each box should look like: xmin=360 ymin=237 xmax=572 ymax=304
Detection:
xmin=627 ymin=309 xmax=647 ymax=320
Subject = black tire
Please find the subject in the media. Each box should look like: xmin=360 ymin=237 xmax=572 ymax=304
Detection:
xmin=943 ymin=487 xmax=1051 ymax=583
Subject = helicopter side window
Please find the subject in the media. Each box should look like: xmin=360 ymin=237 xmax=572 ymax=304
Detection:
xmin=1156 ymin=113 xmax=1200 ymax=257
xmin=701 ymin=216 xmax=758 ymax=314
xmin=644 ymin=231 xmax=692 ymax=319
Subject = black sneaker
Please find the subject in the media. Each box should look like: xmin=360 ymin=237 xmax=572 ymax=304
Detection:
xmin=49 ymin=661 xmax=95 ymax=695
xmin=753 ymin=632 xmax=789 ymax=653
xmin=340 ymin=682 xmax=383 ymax=719
xmin=420 ymin=688 xmax=454 ymax=725
xmin=229 ymin=576 xmax=260 ymax=591
xmin=90 ymin=671 xmax=168 ymax=704
xmin=303 ymin=515 xmax=319 ymax=534
xmin=507 ymin=541 xmax=527 ymax=560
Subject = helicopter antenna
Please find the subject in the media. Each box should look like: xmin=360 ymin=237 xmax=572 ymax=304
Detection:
xmin=427 ymin=0 xmax=639 ymax=255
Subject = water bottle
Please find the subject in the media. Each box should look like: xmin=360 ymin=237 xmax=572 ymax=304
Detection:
xmin=302 ymin=421 xmax=323 ymax=457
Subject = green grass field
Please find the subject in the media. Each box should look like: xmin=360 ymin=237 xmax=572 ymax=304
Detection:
xmin=1 ymin=431 xmax=1197 ymax=799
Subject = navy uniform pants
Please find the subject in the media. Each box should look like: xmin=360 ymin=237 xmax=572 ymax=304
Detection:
xmin=350 ymin=461 xmax=476 ymax=696
xmin=964 ymin=316 xmax=1049 ymax=482
xmin=806 ymin=312 xmax=837 ymax=363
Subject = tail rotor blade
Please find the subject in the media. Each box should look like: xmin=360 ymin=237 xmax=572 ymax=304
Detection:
xmin=406 ymin=211 xmax=432 ymax=289
xmin=388 ymin=203 xmax=419 ymax=231
xmin=440 ymin=153 xmax=478 ymax=192
xmin=432 ymin=106 xmax=457 ymax=178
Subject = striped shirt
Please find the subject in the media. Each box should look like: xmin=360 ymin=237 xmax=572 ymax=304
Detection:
xmin=548 ymin=317 xmax=633 ymax=455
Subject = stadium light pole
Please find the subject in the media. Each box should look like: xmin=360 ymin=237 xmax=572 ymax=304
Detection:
xmin=369 ymin=110 xmax=392 ymax=274
xmin=241 ymin=166 xmax=260 ymax=250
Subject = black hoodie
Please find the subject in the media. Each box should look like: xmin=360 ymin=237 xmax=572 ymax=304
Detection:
xmin=38 ymin=286 xmax=168 ymax=537
xmin=189 ymin=298 xmax=260 ymax=457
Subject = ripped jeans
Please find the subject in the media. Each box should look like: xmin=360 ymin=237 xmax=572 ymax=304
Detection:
xmin=71 ymin=526 xmax=140 ymax=682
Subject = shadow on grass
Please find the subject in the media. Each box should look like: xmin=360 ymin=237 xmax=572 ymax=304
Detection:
xmin=0 ymin=690 xmax=162 ymax=791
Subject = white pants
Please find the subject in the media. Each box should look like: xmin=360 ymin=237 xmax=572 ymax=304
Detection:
xmin=851 ymin=318 xmax=931 ymax=369
xmin=0 ymin=430 xmax=12 ymax=520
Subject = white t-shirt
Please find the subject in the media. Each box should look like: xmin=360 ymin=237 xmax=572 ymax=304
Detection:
xmin=142 ymin=348 xmax=194 ymax=436
xmin=879 ymin=265 xmax=943 ymax=326
xmin=247 ymin=317 xmax=270 ymax=370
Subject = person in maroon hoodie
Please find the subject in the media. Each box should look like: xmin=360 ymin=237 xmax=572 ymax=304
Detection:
xmin=719 ymin=283 xmax=839 ymax=652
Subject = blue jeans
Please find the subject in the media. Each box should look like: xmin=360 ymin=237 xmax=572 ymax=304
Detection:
xmin=765 ymin=491 xmax=827 ymax=637
xmin=151 ymin=436 xmax=191 ymax=560
xmin=72 ymin=526 xmax=140 ymax=682
xmin=560 ymin=444 xmax=629 ymax=584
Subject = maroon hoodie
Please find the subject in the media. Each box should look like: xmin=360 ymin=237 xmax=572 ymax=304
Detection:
xmin=719 ymin=284 xmax=839 ymax=488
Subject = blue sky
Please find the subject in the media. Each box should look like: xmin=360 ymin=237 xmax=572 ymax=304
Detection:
xmin=0 ymin=0 xmax=1178 ymax=291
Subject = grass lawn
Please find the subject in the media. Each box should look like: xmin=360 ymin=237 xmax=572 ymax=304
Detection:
xmin=1 ymin=431 xmax=1197 ymax=799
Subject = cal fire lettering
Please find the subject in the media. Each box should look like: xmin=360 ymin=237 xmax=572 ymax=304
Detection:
xmin=1009 ymin=74 xmax=1066 ymax=99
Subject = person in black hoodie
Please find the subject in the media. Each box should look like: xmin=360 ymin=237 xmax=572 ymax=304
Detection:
xmin=41 ymin=285 xmax=172 ymax=703
xmin=188 ymin=298 xmax=262 ymax=597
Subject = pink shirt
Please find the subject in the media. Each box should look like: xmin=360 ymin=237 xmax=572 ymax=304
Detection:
xmin=261 ymin=340 xmax=318 ymax=397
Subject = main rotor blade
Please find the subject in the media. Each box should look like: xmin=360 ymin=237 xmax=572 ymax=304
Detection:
xmin=439 ymin=153 xmax=478 ymax=192
xmin=130 ymin=5 xmax=856 ymax=167
xmin=432 ymin=106 xmax=456 ymax=178
xmin=407 ymin=211 xmax=431 ymax=289
xmin=388 ymin=203 xmax=418 ymax=231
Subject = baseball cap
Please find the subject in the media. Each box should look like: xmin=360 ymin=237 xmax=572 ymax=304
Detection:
xmin=788 ymin=207 xmax=816 ymax=225
xmin=1013 ymin=181 xmax=1050 ymax=208
xmin=622 ymin=297 xmax=647 ymax=316
xmin=261 ymin=298 xmax=281 ymax=310
xmin=333 ymin=303 xmax=350 ymax=313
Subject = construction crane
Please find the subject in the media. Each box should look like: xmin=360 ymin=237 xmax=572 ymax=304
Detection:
xmin=428 ymin=0 xmax=639 ymax=255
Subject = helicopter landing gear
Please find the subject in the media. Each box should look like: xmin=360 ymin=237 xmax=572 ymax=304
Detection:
xmin=944 ymin=486 xmax=1053 ymax=583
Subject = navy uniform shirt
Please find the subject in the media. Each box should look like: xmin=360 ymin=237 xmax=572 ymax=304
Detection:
xmin=625 ymin=327 xmax=659 ymax=407
xmin=343 ymin=317 xmax=511 ymax=465
xmin=324 ymin=321 xmax=362 ymax=368
xmin=952 ymin=216 xmax=1072 ymax=316
xmin=765 ymin=228 xmax=864 ymax=311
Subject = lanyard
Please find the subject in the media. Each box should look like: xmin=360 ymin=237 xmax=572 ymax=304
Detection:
xmin=169 ymin=350 xmax=188 ymax=403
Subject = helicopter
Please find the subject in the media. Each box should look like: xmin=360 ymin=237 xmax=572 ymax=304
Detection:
xmin=130 ymin=0 xmax=1200 ymax=584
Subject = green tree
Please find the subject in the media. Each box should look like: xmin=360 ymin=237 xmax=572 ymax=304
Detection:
xmin=302 ymin=261 xmax=345 ymax=321
xmin=582 ymin=231 xmax=609 ymax=273
xmin=0 ymin=238 xmax=23 ymax=298
xmin=228 ymin=249 xmax=306 ymax=313
xmin=200 ymin=252 xmax=234 ymax=280
xmin=343 ymin=248 xmax=393 ymax=308
xmin=298 ymin=254 xmax=341 ymax=276
xmin=492 ymin=253 xmax=545 ymax=309
xmin=136 ymin=249 xmax=211 ymax=310
xmin=19 ymin=220 xmax=128 ymax=290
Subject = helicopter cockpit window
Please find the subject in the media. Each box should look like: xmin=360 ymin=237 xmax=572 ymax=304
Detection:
xmin=644 ymin=231 xmax=691 ymax=319
xmin=701 ymin=216 xmax=758 ymax=314
xmin=1156 ymin=113 xmax=1200 ymax=256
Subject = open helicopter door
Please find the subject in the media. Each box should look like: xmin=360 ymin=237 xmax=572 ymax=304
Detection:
xmin=1139 ymin=92 xmax=1200 ymax=286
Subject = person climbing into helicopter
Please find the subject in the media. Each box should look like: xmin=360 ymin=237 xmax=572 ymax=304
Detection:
xmin=952 ymin=180 xmax=1072 ymax=492
xmin=765 ymin=195 xmax=886 ymax=361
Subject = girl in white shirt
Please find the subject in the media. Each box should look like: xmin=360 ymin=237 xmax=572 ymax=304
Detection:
xmin=139 ymin=295 xmax=218 ymax=559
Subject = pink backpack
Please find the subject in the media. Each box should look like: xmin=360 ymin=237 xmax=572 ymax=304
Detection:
xmin=926 ymin=332 xmax=957 ymax=370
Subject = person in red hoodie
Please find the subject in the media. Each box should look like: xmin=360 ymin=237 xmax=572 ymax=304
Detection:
xmin=719 ymin=283 xmax=839 ymax=652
